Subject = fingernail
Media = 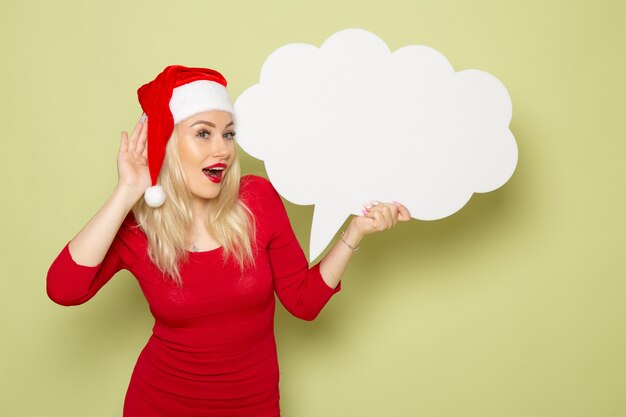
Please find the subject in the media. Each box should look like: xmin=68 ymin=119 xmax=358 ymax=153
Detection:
xmin=392 ymin=200 xmax=401 ymax=206
xmin=139 ymin=113 xmax=147 ymax=123
xmin=361 ymin=209 xmax=368 ymax=215
xmin=364 ymin=204 xmax=372 ymax=209
xmin=370 ymin=200 xmax=379 ymax=205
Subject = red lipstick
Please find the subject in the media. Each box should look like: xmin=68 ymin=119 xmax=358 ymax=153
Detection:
xmin=202 ymin=163 xmax=227 ymax=183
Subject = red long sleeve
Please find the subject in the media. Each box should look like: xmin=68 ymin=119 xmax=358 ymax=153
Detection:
xmin=258 ymin=175 xmax=341 ymax=320
xmin=47 ymin=216 xmax=142 ymax=306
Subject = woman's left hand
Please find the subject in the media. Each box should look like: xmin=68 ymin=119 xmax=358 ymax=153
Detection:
xmin=351 ymin=201 xmax=412 ymax=239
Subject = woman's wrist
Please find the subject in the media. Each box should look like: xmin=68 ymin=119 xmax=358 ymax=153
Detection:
xmin=343 ymin=218 xmax=364 ymax=249
xmin=113 ymin=183 xmax=144 ymax=211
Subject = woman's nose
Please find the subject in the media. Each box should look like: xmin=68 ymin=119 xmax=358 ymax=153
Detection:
xmin=211 ymin=137 xmax=230 ymax=158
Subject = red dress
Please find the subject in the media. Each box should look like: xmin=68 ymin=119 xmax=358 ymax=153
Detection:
xmin=47 ymin=175 xmax=341 ymax=417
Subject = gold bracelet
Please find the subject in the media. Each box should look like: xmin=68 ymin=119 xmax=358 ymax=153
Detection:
xmin=340 ymin=231 xmax=360 ymax=253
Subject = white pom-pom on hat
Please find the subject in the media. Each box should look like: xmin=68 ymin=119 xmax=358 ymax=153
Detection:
xmin=144 ymin=185 xmax=165 ymax=208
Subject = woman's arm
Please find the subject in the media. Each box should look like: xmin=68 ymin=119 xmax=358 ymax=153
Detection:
xmin=68 ymin=118 xmax=150 ymax=266
xmin=68 ymin=185 xmax=140 ymax=266
xmin=260 ymin=174 xmax=410 ymax=320
xmin=317 ymin=218 xmax=362 ymax=290
xmin=319 ymin=201 xmax=411 ymax=289
xmin=47 ymin=118 xmax=150 ymax=306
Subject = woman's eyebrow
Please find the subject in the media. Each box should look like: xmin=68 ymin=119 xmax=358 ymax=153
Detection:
xmin=190 ymin=121 xmax=235 ymax=128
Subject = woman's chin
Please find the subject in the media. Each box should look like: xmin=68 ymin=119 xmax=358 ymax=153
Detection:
xmin=190 ymin=186 xmax=222 ymax=202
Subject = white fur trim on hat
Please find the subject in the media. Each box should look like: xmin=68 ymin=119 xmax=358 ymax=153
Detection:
xmin=169 ymin=80 xmax=234 ymax=123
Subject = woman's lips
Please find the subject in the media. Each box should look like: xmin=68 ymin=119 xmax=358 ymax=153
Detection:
xmin=202 ymin=163 xmax=227 ymax=183
xmin=205 ymin=173 xmax=222 ymax=183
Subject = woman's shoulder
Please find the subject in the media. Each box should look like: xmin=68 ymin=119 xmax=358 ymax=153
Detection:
xmin=239 ymin=174 xmax=284 ymax=212
xmin=240 ymin=174 xmax=272 ymax=190
xmin=120 ymin=211 xmax=141 ymax=233
xmin=114 ymin=212 xmax=148 ymax=253
xmin=62 ymin=210 xmax=144 ymax=269
xmin=239 ymin=175 xmax=289 ymax=234
xmin=240 ymin=174 xmax=279 ymax=201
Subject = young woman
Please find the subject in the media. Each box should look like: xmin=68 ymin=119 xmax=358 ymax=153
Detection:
xmin=47 ymin=65 xmax=410 ymax=417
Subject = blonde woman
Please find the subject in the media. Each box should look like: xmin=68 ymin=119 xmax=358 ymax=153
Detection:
xmin=47 ymin=65 xmax=410 ymax=417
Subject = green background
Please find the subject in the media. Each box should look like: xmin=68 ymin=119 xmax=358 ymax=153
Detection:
xmin=2 ymin=0 xmax=625 ymax=416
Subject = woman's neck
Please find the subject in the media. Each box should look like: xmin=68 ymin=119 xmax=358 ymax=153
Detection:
xmin=189 ymin=198 xmax=210 ymax=228
xmin=187 ymin=198 xmax=223 ymax=251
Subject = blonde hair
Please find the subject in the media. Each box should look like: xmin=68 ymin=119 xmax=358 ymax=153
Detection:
xmin=132 ymin=129 xmax=255 ymax=286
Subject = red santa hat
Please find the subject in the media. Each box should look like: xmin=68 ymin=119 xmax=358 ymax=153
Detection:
xmin=137 ymin=65 xmax=234 ymax=207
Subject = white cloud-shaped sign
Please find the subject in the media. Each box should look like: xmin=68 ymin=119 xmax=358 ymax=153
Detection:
xmin=234 ymin=28 xmax=518 ymax=260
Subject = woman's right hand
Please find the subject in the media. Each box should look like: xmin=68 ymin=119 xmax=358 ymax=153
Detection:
xmin=117 ymin=116 xmax=151 ymax=201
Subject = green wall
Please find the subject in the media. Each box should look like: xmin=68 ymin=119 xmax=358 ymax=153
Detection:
xmin=1 ymin=0 xmax=625 ymax=416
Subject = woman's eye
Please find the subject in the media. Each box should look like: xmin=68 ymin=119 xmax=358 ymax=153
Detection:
xmin=224 ymin=131 xmax=237 ymax=140
xmin=197 ymin=129 xmax=210 ymax=139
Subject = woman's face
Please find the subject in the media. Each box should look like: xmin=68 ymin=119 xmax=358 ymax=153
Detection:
xmin=176 ymin=110 xmax=236 ymax=202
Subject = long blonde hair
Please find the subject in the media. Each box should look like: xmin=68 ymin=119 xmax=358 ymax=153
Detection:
xmin=132 ymin=129 xmax=256 ymax=286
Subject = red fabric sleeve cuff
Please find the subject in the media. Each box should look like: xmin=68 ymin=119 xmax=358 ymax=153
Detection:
xmin=310 ymin=262 xmax=342 ymax=295
xmin=60 ymin=242 xmax=104 ymax=269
